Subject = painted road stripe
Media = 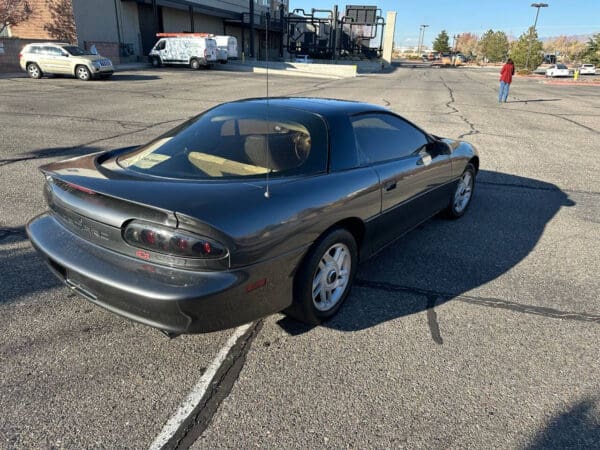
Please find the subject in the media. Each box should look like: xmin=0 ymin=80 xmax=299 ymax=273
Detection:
xmin=149 ymin=323 xmax=253 ymax=450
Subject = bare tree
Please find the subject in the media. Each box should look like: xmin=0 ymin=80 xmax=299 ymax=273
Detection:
xmin=0 ymin=0 xmax=33 ymax=35
xmin=43 ymin=0 xmax=76 ymax=43
xmin=456 ymin=33 xmax=479 ymax=57
xmin=544 ymin=35 xmax=587 ymax=63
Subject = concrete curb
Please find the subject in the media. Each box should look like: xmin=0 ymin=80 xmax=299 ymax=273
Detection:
xmin=543 ymin=79 xmax=600 ymax=86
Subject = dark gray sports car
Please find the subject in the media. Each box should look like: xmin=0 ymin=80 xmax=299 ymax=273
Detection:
xmin=27 ymin=98 xmax=479 ymax=336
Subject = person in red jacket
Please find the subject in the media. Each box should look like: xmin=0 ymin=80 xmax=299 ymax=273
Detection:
xmin=499 ymin=58 xmax=515 ymax=103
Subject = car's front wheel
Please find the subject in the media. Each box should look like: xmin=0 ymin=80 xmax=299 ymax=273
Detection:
xmin=287 ymin=229 xmax=357 ymax=325
xmin=151 ymin=57 xmax=161 ymax=68
xmin=76 ymin=65 xmax=91 ymax=81
xmin=445 ymin=163 xmax=476 ymax=219
xmin=27 ymin=63 xmax=42 ymax=79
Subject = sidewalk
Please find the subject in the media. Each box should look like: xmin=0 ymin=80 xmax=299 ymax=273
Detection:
xmin=1 ymin=60 xmax=364 ymax=80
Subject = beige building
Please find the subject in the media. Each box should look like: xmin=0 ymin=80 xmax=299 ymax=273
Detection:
xmin=5 ymin=0 xmax=288 ymax=63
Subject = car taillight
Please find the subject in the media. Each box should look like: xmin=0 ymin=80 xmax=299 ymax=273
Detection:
xmin=19 ymin=53 xmax=23 ymax=59
xmin=123 ymin=221 xmax=226 ymax=259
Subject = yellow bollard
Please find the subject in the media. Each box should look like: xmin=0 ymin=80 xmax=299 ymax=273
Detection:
xmin=574 ymin=68 xmax=579 ymax=81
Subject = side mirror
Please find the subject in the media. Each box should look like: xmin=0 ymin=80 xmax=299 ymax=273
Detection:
xmin=426 ymin=140 xmax=451 ymax=156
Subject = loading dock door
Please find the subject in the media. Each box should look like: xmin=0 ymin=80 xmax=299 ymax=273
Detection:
xmin=138 ymin=4 xmax=163 ymax=55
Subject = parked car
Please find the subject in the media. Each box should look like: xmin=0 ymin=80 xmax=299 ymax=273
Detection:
xmin=149 ymin=34 xmax=218 ymax=69
xmin=27 ymin=98 xmax=479 ymax=336
xmin=213 ymin=35 xmax=238 ymax=63
xmin=578 ymin=64 xmax=596 ymax=75
xmin=19 ymin=42 xmax=114 ymax=80
xmin=545 ymin=64 xmax=570 ymax=77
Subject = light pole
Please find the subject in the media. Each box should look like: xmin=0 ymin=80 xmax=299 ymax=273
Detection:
xmin=525 ymin=2 xmax=548 ymax=70
xmin=417 ymin=24 xmax=429 ymax=55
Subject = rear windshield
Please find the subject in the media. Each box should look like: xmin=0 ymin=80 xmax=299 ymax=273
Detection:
xmin=557 ymin=64 xmax=568 ymax=69
xmin=117 ymin=103 xmax=328 ymax=179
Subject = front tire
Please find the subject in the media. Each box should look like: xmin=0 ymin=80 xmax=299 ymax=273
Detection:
xmin=151 ymin=57 xmax=161 ymax=68
xmin=445 ymin=163 xmax=476 ymax=219
xmin=27 ymin=63 xmax=42 ymax=79
xmin=286 ymin=229 xmax=358 ymax=325
xmin=190 ymin=58 xmax=201 ymax=70
xmin=76 ymin=65 xmax=91 ymax=81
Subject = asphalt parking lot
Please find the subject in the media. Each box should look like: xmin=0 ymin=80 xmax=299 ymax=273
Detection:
xmin=1 ymin=65 xmax=599 ymax=448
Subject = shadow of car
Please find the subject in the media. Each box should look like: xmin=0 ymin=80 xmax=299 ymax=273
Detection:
xmin=316 ymin=170 xmax=574 ymax=332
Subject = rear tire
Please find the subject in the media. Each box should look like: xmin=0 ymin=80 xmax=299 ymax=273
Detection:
xmin=76 ymin=65 xmax=91 ymax=81
xmin=444 ymin=163 xmax=476 ymax=219
xmin=286 ymin=229 xmax=357 ymax=325
xmin=27 ymin=63 xmax=42 ymax=79
xmin=190 ymin=58 xmax=201 ymax=70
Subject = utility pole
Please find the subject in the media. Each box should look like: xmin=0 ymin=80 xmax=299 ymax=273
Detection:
xmin=417 ymin=24 xmax=428 ymax=54
xmin=249 ymin=0 xmax=255 ymax=58
xmin=525 ymin=2 xmax=548 ymax=71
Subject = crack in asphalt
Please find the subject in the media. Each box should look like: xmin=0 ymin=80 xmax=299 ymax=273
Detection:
xmin=459 ymin=73 xmax=599 ymax=134
xmin=426 ymin=295 xmax=444 ymax=345
xmin=171 ymin=321 xmax=262 ymax=449
xmin=285 ymin=78 xmax=343 ymax=96
xmin=440 ymin=77 xmax=481 ymax=139
xmin=355 ymin=279 xmax=600 ymax=324
xmin=0 ymin=117 xmax=187 ymax=168
xmin=545 ymin=114 xmax=599 ymax=134
xmin=0 ymin=111 xmax=150 ymax=128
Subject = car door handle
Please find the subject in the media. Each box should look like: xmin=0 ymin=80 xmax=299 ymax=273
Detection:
xmin=384 ymin=181 xmax=397 ymax=191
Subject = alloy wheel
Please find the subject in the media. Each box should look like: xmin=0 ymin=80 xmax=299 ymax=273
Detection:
xmin=453 ymin=171 xmax=473 ymax=214
xmin=312 ymin=243 xmax=351 ymax=312
xmin=77 ymin=66 xmax=90 ymax=81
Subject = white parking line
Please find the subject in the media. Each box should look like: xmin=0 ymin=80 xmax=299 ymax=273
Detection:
xmin=149 ymin=323 xmax=253 ymax=450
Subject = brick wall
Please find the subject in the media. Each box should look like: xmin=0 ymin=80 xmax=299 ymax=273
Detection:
xmin=0 ymin=38 xmax=60 ymax=72
xmin=84 ymin=41 xmax=120 ymax=64
xmin=9 ymin=0 xmax=57 ymax=39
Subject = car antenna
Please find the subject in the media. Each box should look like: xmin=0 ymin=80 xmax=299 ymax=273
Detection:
xmin=264 ymin=11 xmax=271 ymax=199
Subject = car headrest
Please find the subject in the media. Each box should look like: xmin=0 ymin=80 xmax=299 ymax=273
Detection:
xmin=244 ymin=135 xmax=272 ymax=169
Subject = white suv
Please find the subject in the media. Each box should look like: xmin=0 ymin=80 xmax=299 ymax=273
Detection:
xmin=579 ymin=64 xmax=596 ymax=75
xmin=20 ymin=43 xmax=114 ymax=80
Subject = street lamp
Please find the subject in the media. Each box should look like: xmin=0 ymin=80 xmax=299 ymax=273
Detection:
xmin=417 ymin=24 xmax=429 ymax=55
xmin=525 ymin=2 xmax=548 ymax=70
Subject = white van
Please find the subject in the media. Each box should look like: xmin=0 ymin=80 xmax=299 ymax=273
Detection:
xmin=213 ymin=35 xmax=238 ymax=63
xmin=149 ymin=34 xmax=218 ymax=69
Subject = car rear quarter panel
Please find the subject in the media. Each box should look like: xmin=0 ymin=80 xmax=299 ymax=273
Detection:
xmin=177 ymin=168 xmax=381 ymax=268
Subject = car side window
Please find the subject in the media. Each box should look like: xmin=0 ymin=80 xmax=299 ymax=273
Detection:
xmin=351 ymin=113 xmax=428 ymax=164
xmin=42 ymin=46 xmax=62 ymax=56
xmin=156 ymin=40 xmax=166 ymax=50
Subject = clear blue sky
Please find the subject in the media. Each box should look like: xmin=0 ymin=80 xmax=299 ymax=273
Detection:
xmin=288 ymin=0 xmax=600 ymax=47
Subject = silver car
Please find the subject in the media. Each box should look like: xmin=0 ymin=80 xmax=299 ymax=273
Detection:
xmin=20 ymin=42 xmax=114 ymax=80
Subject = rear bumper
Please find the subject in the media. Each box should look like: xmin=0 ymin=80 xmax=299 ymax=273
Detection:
xmin=27 ymin=214 xmax=304 ymax=334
